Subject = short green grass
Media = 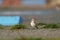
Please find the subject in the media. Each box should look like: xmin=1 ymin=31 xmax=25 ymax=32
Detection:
xmin=0 ymin=24 xmax=4 ymax=29
xmin=14 ymin=37 xmax=60 ymax=40
xmin=0 ymin=23 xmax=60 ymax=29
xmin=9 ymin=24 xmax=26 ymax=30
xmin=37 ymin=23 xmax=60 ymax=29
xmin=0 ymin=38 xmax=60 ymax=40
xmin=43 ymin=24 xmax=59 ymax=28
xmin=14 ymin=37 xmax=43 ymax=40
xmin=0 ymin=37 xmax=60 ymax=40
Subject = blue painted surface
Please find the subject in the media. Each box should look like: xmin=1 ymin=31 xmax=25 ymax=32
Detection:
xmin=19 ymin=16 xmax=23 ymax=24
xmin=0 ymin=16 xmax=22 ymax=26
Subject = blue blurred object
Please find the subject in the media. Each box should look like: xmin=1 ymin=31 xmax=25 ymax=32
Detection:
xmin=19 ymin=16 xmax=23 ymax=24
xmin=0 ymin=16 xmax=23 ymax=26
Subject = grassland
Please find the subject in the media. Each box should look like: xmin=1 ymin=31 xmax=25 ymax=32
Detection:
xmin=0 ymin=23 xmax=60 ymax=40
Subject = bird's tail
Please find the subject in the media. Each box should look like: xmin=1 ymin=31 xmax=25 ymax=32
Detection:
xmin=35 ymin=25 xmax=38 ymax=29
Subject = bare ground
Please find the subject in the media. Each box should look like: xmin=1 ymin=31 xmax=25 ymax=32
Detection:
xmin=0 ymin=29 xmax=60 ymax=40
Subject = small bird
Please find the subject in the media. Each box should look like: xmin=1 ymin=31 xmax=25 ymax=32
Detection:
xmin=30 ymin=18 xmax=38 ymax=29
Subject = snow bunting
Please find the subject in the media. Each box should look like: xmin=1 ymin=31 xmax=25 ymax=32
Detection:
xmin=30 ymin=18 xmax=38 ymax=29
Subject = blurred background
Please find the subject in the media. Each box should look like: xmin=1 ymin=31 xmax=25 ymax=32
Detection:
xmin=0 ymin=0 xmax=60 ymax=26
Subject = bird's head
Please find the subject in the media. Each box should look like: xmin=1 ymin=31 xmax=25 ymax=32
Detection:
xmin=31 ymin=18 xmax=35 ymax=23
